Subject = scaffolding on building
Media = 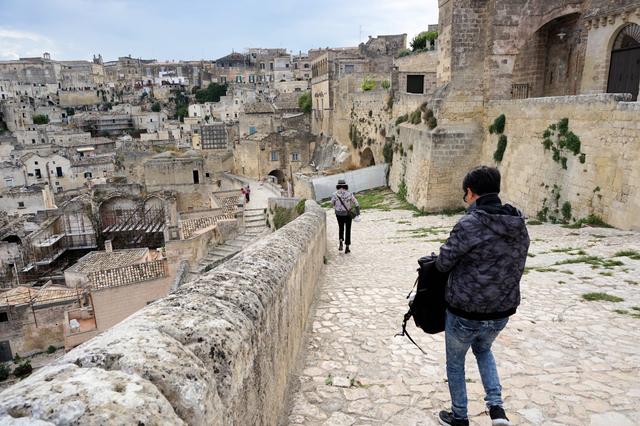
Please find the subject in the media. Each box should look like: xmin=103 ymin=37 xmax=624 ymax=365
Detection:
xmin=101 ymin=206 xmax=165 ymax=249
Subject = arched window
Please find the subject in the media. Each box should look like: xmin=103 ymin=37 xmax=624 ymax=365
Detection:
xmin=607 ymin=24 xmax=640 ymax=101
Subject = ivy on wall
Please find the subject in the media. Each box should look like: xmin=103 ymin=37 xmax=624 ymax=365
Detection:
xmin=541 ymin=118 xmax=585 ymax=169
xmin=489 ymin=114 xmax=507 ymax=163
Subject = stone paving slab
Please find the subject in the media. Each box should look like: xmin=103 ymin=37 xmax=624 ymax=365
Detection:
xmin=286 ymin=209 xmax=640 ymax=426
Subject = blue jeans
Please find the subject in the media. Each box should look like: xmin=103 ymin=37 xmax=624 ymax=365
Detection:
xmin=445 ymin=310 xmax=509 ymax=420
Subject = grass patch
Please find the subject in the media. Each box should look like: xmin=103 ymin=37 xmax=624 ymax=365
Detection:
xmin=614 ymin=250 xmax=640 ymax=260
xmin=554 ymin=255 xmax=624 ymax=268
xmin=320 ymin=200 xmax=332 ymax=209
xmin=599 ymin=271 xmax=614 ymax=277
xmin=527 ymin=220 xmax=543 ymax=225
xmin=563 ymin=215 xmax=612 ymax=229
xmin=527 ymin=253 xmax=536 ymax=258
xmin=614 ymin=309 xmax=629 ymax=315
xmin=625 ymin=280 xmax=638 ymax=285
xmin=582 ymin=292 xmax=624 ymax=302
xmin=550 ymin=246 xmax=581 ymax=253
xmin=399 ymin=227 xmax=448 ymax=238
xmin=356 ymin=190 xmax=389 ymax=210
xmin=559 ymin=270 xmax=574 ymax=275
xmin=534 ymin=267 xmax=558 ymax=273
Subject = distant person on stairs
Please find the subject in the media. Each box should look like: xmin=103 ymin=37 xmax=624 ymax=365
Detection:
xmin=331 ymin=179 xmax=359 ymax=254
xmin=435 ymin=166 xmax=530 ymax=426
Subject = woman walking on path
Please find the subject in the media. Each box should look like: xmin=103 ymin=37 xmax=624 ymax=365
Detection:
xmin=331 ymin=179 xmax=359 ymax=254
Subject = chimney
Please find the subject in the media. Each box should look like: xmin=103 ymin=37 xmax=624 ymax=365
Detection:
xmin=104 ymin=240 xmax=113 ymax=253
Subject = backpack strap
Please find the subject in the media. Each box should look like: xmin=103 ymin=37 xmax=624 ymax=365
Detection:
xmin=336 ymin=193 xmax=352 ymax=215
xmin=395 ymin=311 xmax=427 ymax=355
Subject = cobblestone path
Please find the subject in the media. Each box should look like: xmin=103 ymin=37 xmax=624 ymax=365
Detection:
xmin=286 ymin=208 xmax=640 ymax=426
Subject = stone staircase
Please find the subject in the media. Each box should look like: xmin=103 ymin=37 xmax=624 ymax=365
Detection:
xmin=189 ymin=208 xmax=269 ymax=277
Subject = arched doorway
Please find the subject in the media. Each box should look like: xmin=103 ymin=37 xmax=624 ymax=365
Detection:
xmin=512 ymin=13 xmax=582 ymax=98
xmin=268 ymin=169 xmax=285 ymax=184
xmin=360 ymin=148 xmax=375 ymax=167
xmin=607 ymin=24 xmax=640 ymax=101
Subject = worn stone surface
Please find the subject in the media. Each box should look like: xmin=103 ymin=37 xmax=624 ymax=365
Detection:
xmin=286 ymin=209 xmax=640 ymax=425
xmin=0 ymin=202 xmax=327 ymax=426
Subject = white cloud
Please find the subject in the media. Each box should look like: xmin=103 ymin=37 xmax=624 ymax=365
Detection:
xmin=0 ymin=28 xmax=58 ymax=60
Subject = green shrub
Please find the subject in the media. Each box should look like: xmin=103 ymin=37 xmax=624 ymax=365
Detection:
xmin=409 ymin=109 xmax=422 ymax=125
xmin=565 ymin=132 xmax=581 ymax=155
xmin=383 ymin=141 xmax=394 ymax=164
xmin=561 ymin=201 xmax=572 ymax=222
xmin=151 ymin=102 xmax=161 ymax=112
xmin=493 ymin=135 xmax=508 ymax=162
xmin=557 ymin=118 xmax=569 ymax=136
xmin=0 ymin=364 xmax=9 ymax=381
xmin=295 ymin=199 xmax=306 ymax=215
xmin=564 ymin=214 xmax=612 ymax=229
xmin=381 ymin=80 xmax=391 ymax=90
xmin=398 ymin=49 xmax=412 ymax=58
xmin=488 ymin=124 xmax=496 ymax=134
xmin=32 ymin=114 xmax=49 ymax=125
xmin=361 ymin=76 xmax=376 ymax=91
xmin=492 ymin=114 xmax=506 ymax=134
xmin=426 ymin=116 xmax=438 ymax=130
xmin=410 ymin=31 xmax=438 ymax=51
xmin=397 ymin=179 xmax=408 ymax=202
xmin=395 ymin=114 xmax=408 ymax=125
xmin=13 ymin=361 xmax=32 ymax=378
xmin=273 ymin=206 xmax=295 ymax=230
xmin=47 ymin=345 xmax=57 ymax=354
xmin=298 ymin=91 xmax=312 ymax=113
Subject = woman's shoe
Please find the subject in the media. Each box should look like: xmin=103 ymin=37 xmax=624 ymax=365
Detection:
xmin=345 ymin=245 xmax=350 ymax=254
xmin=339 ymin=240 xmax=343 ymax=251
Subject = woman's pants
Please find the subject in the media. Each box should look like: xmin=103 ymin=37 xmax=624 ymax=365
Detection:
xmin=336 ymin=215 xmax=352 ymax=245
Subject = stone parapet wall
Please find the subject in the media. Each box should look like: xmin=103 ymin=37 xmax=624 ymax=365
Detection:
xmin=482 ymin=94 xmax=640 ymax=230
xmin=0 ymin=202 xmax=327 ymax=425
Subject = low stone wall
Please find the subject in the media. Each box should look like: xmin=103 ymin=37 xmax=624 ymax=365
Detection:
xmin=0 ymin=202 xmax=327 ymax=425
xmin=482 ymin=94 xmax=640 ymax=229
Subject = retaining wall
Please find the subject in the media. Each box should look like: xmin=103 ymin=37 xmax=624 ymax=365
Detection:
xmin=0 ymin=202 xmax=327 ymax=425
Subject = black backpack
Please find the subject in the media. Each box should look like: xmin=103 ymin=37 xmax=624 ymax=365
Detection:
xmin=395 ymin=254 xmax=449 ymax=353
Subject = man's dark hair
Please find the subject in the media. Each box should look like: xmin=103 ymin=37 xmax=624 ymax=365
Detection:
xmin=462 ymin=166 xmax=501 ymax=195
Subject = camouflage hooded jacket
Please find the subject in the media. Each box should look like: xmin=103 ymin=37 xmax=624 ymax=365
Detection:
xmin=435 ymin=194 xmax=530 ymax=320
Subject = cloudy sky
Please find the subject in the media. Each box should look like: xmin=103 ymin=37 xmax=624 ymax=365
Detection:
xmin=0 ymin=0 xmax=438 ymax=62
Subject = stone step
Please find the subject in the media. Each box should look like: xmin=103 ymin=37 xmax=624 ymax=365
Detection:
xmin=214 ymin=245 xmax=238 ymax=254
xmin=246 ymin=222 xmax=266 ymax=228
xmin=245 ymin=216 xmax=265 ymax=223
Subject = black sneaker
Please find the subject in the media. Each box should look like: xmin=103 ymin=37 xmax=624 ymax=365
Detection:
xmin=339 ymin=241 xmax=343 ymax=251
xmin=345 ymin=245 xmax=350 ymax=254
xmin=438 ymin=411 xmax=469 ymax=426
xmin=489 ymin=406 xmax=511 ymax=426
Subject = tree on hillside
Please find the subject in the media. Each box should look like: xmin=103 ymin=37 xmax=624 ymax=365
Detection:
xmin=195 ymin=83 xmax=228 ymax=103
xmin=151 ymin=102 xmax=161 ymax=112
xmin=410 ymin=31 xmax=439 ymax=51
xmin=298 ymin=91 xmax=312 ymax=113
xmin=32 ymin=114 xmax=49 ymax=125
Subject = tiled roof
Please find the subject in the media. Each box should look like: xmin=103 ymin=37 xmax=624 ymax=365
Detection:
xmin=244 ymin=102 xmax=275 ymax=114
xmin=65 ymin=248 xmax=148 ymax=274
xmin=0 ymin=286 xmax=80 ymax=307
xmin=273 ymin=93 xmax=302 ymax=111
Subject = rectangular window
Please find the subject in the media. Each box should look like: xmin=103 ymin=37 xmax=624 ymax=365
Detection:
xmin=0 ymin=312 xmax=8 ymax=322
xmin=235 ymin=75 xmax=242 ymax=83
xmin=406 ymin=75 xmax=425 ymax=94
xmin=271 ymin=151 xmax=279 ymax=161
xmin=17 ymin=202 xmax=25 ymax=209
xmin=192 ymin=170 xmax=200 ymax=184
xmin=291 ymin=153 xmax=300 ymax=161
xmin=344 ymin=64 xmax=355 ymax=74
xmin=249 ymin=126 xmax=256 ymax=135
xmin=56 ymin=166 xmax=63 ymax=177
xmin=34 ymin=169 xmax=41 ymax=179
xmin=84 ymin=171 xmax=92 ymax=178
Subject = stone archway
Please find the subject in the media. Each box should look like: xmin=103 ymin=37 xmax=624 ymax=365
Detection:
xmin=512 ymin=13 xmax=583 ymax=98
xmin=268 ymin=169 xmax=285 ymax=184
xmin=607 ymin=23 xmax=640 ymax=101
xmin=360 ymin=148 xmax=375 ymax=167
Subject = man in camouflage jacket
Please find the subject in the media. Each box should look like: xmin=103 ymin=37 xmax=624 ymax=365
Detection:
xmin=435 ymin=166 xmax=530 ymax=426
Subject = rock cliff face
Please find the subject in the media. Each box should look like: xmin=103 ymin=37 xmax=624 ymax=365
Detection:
xmin=0 ymin=202 xmax=327 ymax=426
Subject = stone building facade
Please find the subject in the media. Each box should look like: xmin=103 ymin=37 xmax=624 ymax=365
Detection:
xmin=387 ymin=0 xmax=640 ymax=230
